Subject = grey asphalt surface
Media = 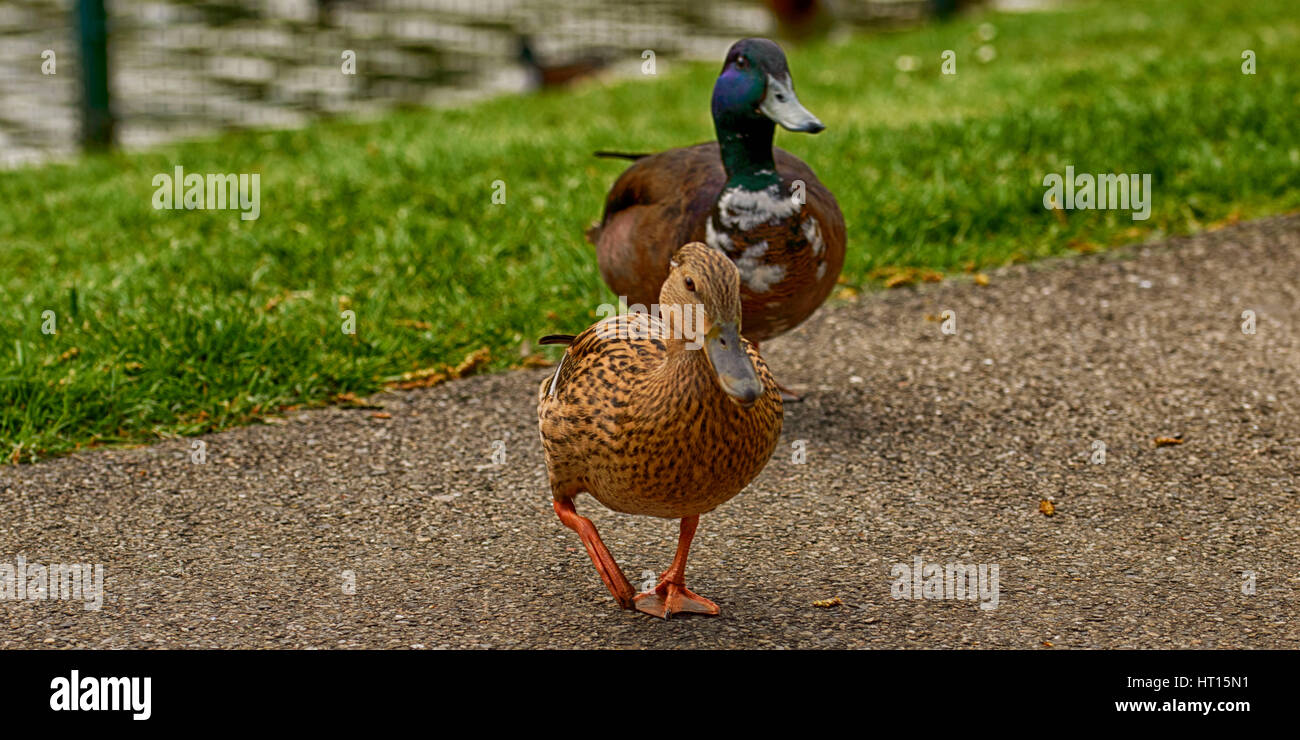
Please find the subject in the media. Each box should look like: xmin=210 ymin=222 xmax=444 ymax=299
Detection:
xmin=3 ymin=216 xmax=1299 ymax=649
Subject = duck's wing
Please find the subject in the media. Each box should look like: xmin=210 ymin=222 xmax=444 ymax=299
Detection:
xmin=537 ymin=314 xmax=666 ymax=405
xmin=537 ymin=334 xmax=576 ymax=403
xmin=589 ymin=143 xmax=724 ymax=307
xmin=774 ymin=146 xmax=845 ymax=256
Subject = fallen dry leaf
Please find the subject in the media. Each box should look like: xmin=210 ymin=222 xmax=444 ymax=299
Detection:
xmin=1047 ymin=193 xmax=1067 ymax=226
xmin=388 ymin=347 xmax=491 ymax=390
xmin=875 ymin=266 xmax=943 ymax=289
xmin=389 ymin=367 xmax=448 ymax=390
xmin=332 ymin=392 xmax=382 ymax=410
xmin=1154 ymin=435 xmax=1185 ymax=447
xmin=394 ymin=319 xmax=433 ymax=330
xmin=370 ymin=412 xmax=392 ymax=419
xmin=812 ymin=597 xmax=844 ymax=608
xmin=262 ymin=290 xmax=312 ymax=312
xmin=885 ymin=273 xmax=913 ymax=289
xmin=1208 ymin=210 xmax=1242 ymax=231
xmin=453 ymin=347 xmax=491 ymax=377
xmin=1039 ymin=499 xmax=1056 ymax=517
xmin=974 ymin=273 xmax=990 ymax=286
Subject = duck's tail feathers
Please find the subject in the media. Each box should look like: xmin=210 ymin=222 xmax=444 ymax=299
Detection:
xmin=593 ymin=151 xmax=650 ymax=161
xmin=539 ymin=334 xmax=576 ymax=346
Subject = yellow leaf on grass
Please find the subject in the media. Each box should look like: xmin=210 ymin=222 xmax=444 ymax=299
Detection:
xmin=875 ymin=266 xmax=943 ymax=289
xmin=389 ymin=348 xmax=491 ymax=390
xmin=395 ymin=319 xmax=433 ymax=330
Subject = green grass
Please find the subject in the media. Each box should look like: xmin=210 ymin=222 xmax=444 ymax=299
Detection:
xmin=3 ymin=0 xmax=1299 ymax=463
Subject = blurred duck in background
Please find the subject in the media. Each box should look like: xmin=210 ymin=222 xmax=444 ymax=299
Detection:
xmin=517 ymin=34 xmax=616 ymax=90
xmin=766 ymin=0 xmax=837 ymax=40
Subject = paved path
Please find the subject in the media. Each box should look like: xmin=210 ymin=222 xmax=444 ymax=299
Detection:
xmin=3 ymin=217 xmax=1298 ymax=648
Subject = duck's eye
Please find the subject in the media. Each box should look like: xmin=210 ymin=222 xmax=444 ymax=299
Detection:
xmin=684 ymin=276 xmax=696 ymax=292
xmin=735 ymin=57 xmax=747 ymax=69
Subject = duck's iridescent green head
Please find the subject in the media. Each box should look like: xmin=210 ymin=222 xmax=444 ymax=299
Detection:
xmin=711 ymin=38 xmax=824 ymax=137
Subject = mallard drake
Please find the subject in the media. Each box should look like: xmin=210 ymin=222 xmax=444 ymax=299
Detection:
xmin=537 ymin=242 xmax=783 ymax=618
xmin=587 ymin=38 xmax=845 ymax=377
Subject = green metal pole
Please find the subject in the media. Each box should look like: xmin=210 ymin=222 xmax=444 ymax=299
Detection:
xmin=76 ymin=0 xmax=113 ymax=150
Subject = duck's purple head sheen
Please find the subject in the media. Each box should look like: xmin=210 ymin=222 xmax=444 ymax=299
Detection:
xmin=711 ymin=38 xmax=824 ymax=134
xmin=662 ymin=242 xmax=764 ymax=408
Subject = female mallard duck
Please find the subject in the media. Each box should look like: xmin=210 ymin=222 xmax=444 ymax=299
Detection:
xmin=588 ymin=38 xmax=845 ymax=375
xmin=537 ymin=242 xmax=783 ymax=618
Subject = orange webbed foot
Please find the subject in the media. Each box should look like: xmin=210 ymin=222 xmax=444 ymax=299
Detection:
xmin=634 ymin=578 xmax=720 ymax=619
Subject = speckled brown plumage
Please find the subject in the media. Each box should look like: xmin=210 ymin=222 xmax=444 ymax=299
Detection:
xmin=537 ymin=243 xmax=783 ymax=616
xmin=589 ymin=143 xmax=845 ymax=343
xmin=539 ymin=243 xmax=782 ymax=518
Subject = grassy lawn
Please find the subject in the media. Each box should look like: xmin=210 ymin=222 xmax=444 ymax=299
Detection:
xmin=2 ymin=0 xmax=1299 ymax=463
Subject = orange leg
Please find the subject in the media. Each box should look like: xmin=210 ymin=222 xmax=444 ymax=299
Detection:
xmin=553 ymin=498 xmax=635 ymax=609
xmin=634 ymin=515 xmax=720 ymax=619
xmin=752 ymin=341 xmax=801 ymax=402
